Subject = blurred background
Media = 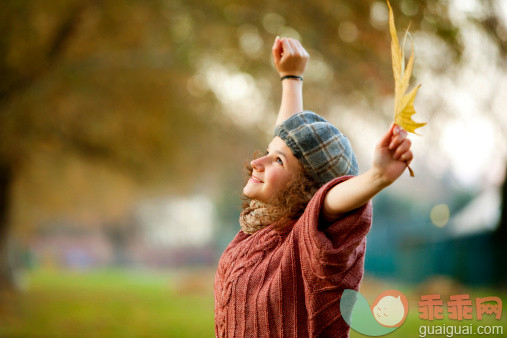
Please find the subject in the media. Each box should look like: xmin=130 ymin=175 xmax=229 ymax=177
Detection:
xmin=0 ymin=0 xmax=506 ymax=336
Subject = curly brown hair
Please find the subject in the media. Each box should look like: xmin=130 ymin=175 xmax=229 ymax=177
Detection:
xmin=241 ymin=150 xmax=322 ymax=231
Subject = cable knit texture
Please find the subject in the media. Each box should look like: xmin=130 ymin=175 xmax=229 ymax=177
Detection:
xmin=214 ymin=176 xmax=373 ymax=337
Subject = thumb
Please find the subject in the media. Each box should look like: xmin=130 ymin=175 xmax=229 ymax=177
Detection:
xmin=272 ymin=36 xmax=282 ymax=64
xmin=280 ymin=37 xmax=293 ymax=61
xmin=378 ymin=123 xmax=396 ymax=147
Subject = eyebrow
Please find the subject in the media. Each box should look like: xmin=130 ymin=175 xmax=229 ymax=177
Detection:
xmin=266 ymin=147 xmax=287 ymax=159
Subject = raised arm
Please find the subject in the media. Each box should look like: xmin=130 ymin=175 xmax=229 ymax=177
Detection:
xmin=272 ymin=37 xmax=309 ymax=126
xmin=322 ymin=123 xmax=413 ymax=221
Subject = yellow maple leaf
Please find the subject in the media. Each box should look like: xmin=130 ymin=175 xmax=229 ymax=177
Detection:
xmin=387 ymin=0 xmax=426 ymax=135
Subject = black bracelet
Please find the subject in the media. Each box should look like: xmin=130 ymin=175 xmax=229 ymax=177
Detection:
xmin=281 ymin=75 xmax=303 ymax=81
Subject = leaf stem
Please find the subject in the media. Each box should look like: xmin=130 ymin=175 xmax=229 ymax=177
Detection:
xmin=407 ymin=164 xmax=414 ymax=177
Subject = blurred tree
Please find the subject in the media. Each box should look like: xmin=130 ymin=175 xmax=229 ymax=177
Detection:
xmin=0 ymin=0 xmax=506 ymax=289
xmin=0 ymin=0 xmax=257 ymax=289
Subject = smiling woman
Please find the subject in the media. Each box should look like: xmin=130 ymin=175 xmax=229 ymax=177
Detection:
xmin=240 ymin=138 xmax=321 ymax=234
xmin=214 ymin=36 xmax=415 ymax=337
xmin=243 ymin=136 xmax=300 ymax=203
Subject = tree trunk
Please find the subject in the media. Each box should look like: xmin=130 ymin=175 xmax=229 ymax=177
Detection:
xmin=0 ymin=161 xmax=14 ymax=291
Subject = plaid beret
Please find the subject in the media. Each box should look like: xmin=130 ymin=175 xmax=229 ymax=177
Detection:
xmin=274 ymin=111 xmax=358 ymax=185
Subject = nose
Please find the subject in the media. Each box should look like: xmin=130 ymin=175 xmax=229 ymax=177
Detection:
xmin=251 ymin=157 xmax=265 ymax=171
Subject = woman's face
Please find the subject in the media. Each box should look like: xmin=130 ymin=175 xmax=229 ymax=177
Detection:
xmin=243 ymin=136 xmax=302 ymax=203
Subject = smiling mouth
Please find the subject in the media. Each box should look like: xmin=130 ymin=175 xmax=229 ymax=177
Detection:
xmin=251 ymin=176 xmax=263 ymax=183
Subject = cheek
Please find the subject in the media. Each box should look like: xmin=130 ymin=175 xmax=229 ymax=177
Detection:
xmin=270 ymin=170 xmax=292 ymax=190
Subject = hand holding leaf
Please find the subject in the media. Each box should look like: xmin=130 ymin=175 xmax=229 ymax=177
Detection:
xmin=387 ymin=0 xmax=426 ymax=176
xmin=374 ymin=123 xmax=414 ymax=185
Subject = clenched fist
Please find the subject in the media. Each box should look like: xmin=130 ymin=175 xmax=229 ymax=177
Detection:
xmin=272 ymin=37 xmax=309 ymax=78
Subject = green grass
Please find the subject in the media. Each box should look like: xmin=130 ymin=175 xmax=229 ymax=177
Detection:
xmin=0 ymin=268 xmax=215 ymax=337
xmin=0 ymin=269 xmax=505 ymax=337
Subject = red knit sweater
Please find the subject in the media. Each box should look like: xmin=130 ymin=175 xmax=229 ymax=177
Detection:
xmin=214 ymin=176 xmax=373 ymax=337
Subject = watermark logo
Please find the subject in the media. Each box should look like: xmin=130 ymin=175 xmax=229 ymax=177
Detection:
xmin=341 ymin=289 xmax=504 ymax=336
xmin=418 ymin=294 xmax=502 ymax=321
xmin=418 ymin=294 xmax=503 ymax=337
xmin=340 ymin=289 xmax=409 ymax=336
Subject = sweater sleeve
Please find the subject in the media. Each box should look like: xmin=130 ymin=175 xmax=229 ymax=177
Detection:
xmin=294 ymin=175 xmax=373 ymax=289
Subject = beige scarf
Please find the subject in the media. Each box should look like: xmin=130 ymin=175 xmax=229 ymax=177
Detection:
xmin=239 ymin=200 xmax=279 ymax=234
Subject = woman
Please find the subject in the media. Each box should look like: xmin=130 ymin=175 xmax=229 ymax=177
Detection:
xmin=214 ymin=37 xmax=413 ymax=337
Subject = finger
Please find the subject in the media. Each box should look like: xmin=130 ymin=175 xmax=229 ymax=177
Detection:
xmin=378 ymin=123 xmax=395 ymax=147
xmin=291 ymin=39 xmax=304 ymax=55
xmin=287 ymin=38 xmax=300 ymax=53
xmin=392 ymin=124 xmax=406 ymax=136
xmin=294 ymin=40 xmax=309 ymax=58
xmin=281 ymin=38 xmax=293 ymax=59
xmin=272 ymin=35 xmax=278 ymax=47
xmin=272 ymin=36 xmax=282 ymax=52
xmin=393 ymin=139 xmax=412 ymax=160
xmin=388 ymin=129 xmax=408 ymax=150
xmin=272 ymin=36 xmax=283 ymax=63
xmin=400 ymin=150 xmax=413 ymax=162
xmin=292 ymin=41 xmax=304 ymax=56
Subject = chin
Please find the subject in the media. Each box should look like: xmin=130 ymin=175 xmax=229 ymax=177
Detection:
xmin=242 ymin=185 xmax=254 ymax=198
xmin=243 ymin=185 xmax=264 ymax=202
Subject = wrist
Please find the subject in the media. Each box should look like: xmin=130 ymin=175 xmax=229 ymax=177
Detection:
xmin=280 ymin=75 xmax=303 ymax=81
xmin=281 ymin=78 xmax=303 ymax=89
xmin=368 ymin=167 xmax=391 ymax=190
xmin=279 ymin=71 xmax=303 ymax=77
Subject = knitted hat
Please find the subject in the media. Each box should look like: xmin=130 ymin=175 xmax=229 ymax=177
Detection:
xmin=274 ymin=111 xmax=358 ymax=185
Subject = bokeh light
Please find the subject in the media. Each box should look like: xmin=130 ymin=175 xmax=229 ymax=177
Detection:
xmin=430 ymin=203 xmax=451 ymax=227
